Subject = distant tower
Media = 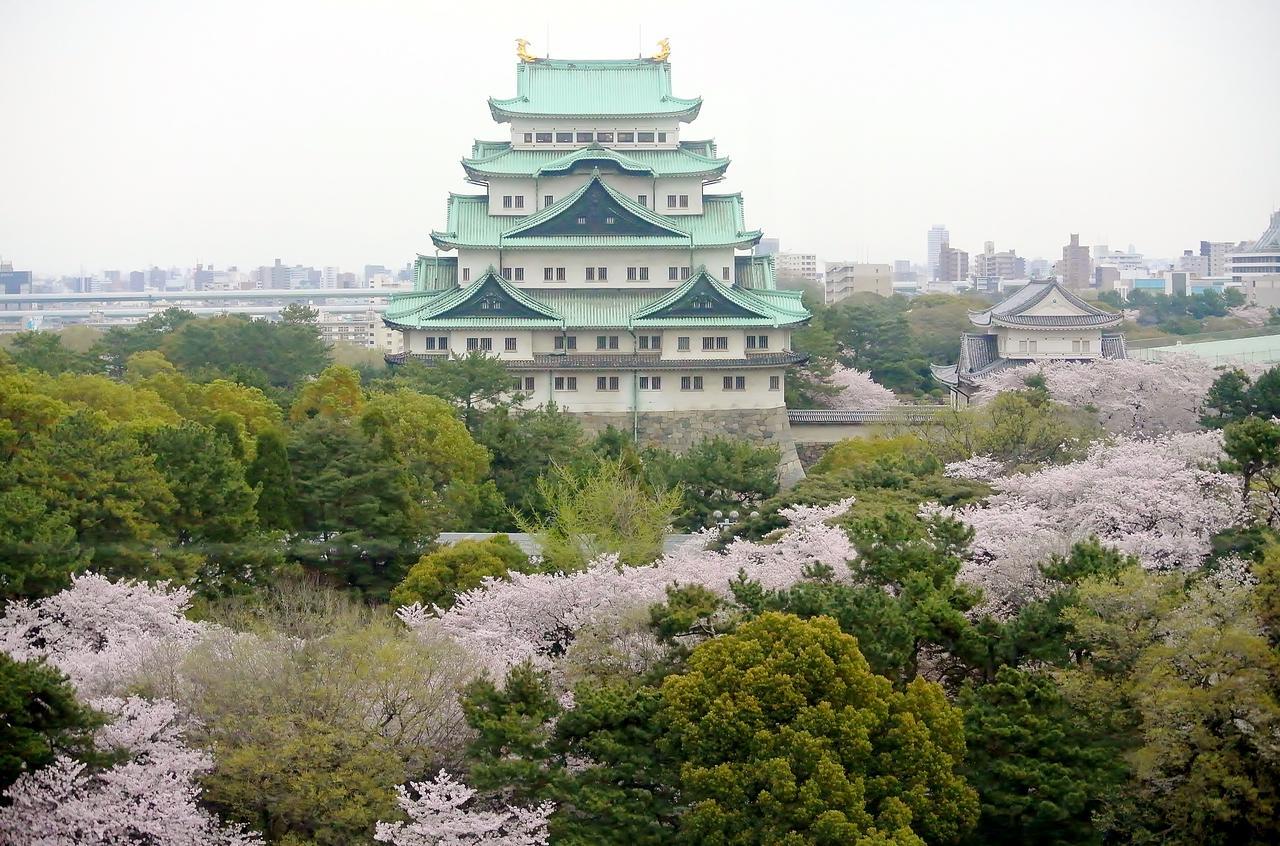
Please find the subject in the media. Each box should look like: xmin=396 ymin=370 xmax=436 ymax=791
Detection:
xmin=927 ymin=225 xmax=949 ymax=280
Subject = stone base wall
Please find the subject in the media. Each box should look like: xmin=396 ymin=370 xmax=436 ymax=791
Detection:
xmin=573 ymin=407 xmax=805 ymax=487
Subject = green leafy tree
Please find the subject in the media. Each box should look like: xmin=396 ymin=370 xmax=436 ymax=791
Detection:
xmin=287 ymin=416 xmax=425 ymax=597
xmin=826 ymin=293 xmax=930 ymax=393
xmin=1222 ymin=416 xmax=1280 ymax=524
xmin=12 ymin=410 xmax=181 ymax=581
xmin=474 ymin=404 xmax=585 ymax=523
xmin=290 ymin=364 xmax=365 ymax=422
xmin=659 ymin=612 xmax=979 ymax=845
xmin=959 ymin=667 xmax=1126 ymax=846
xmin=387 ymin=352 xmax=517 ymax=432
xmin=160 ymin=315 xmax=329 ymax=389
xmin=906 ymin=294 xmax=992 ymax=365
xmin=516 ymin=457 xmax=682 ymax=570
xmin=279 ymin=303 xmax=319 ymax=324
xmin=2 ymin=331 xmax=96 ymax=375
xmin=390 ymin=535 xmax=530 ymax=609
xmin=91 ymin=307 xmax=196 ymax=377
xmin=246 ymin=428 xmax=299 ymax=531
xmin=1202 ymin=365 xmax=1280 ymax=427
xmin=0 ymin=654 xmax=100 ymax=791
xmin=1057 ymin=565 xmax=1280 ymax=845
xmin=654 ymin=436 xmax=780 ymax=531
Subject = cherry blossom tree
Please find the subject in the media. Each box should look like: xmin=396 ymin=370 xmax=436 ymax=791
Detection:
xmin=976 ymin=355 xmax=1229 ymax=436
xmin=398 ymin=500 xmax=857 ymax=677
xmin=0 ymin=572 xmax=203 ymax=697
xmin=932 ymin=433 xmax=1242 ymax=618
xmin=820 ymin=364 xmax=900 ymax=409
xmin=0 ymin=696 xmax=261 ymax=846
xmin=374 ymin=769 xmax=552 ymax=846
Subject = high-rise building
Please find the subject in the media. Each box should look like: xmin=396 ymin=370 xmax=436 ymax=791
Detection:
xmin=1230 ymin=210 xmax=1280 ymax=307
xmin=1200 ymin=240 xmax=1239 ymax=277
xmin=824 ymin=263 xmax=892 ymax=302
xmin=383 ymin=47 xmax=809 ymax=472
xmin=973 ymin=241 xmax=1026 ymax=279
xmin=1057 ymin=234 xmax=1091 ymax=288
xmin=927 ymin=225 xmax=949 ymax=280
xmin=128 ymin=271 xmax=146 ymax=291
xmin=937 ymin=243 xmax=968 ymax=282
xmin=1178 ymin=250 xmax=1209 ymax=276
xmin=774 ymin=252 xmax=819 ymax=282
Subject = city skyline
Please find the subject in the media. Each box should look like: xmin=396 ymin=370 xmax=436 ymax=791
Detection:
xmin=3 ymin=0 xmax=1279 ymax=275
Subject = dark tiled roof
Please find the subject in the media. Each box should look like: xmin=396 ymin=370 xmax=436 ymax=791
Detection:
xmin=970 ymin=279 xmax=1119 ymax=328
xmin=992 ymin=313 xmax=1122 ymax=327
xmin=1101 ymin=333 xmax=1128 ymax=359
xmin=386 ymin=351 xmax=807 ymax=370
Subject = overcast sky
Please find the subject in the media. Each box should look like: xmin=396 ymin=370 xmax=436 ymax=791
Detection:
xmin=3 ymin=0 xmax=1278 ymax=276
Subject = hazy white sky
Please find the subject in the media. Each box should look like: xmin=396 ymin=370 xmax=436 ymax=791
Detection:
xmin=3 ymin=0 xmax=1278 ymax=275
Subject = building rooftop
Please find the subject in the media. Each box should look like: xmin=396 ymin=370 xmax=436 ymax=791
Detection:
xmin=968 ymin=279 xmax=1121 ymax=329
xmin=488 ymin=58 xmax=702 ymax=122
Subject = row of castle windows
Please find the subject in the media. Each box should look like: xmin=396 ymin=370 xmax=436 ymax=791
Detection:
xmin=424 ymin=334 xmax=772 ymax=353
xmin=508 ymin=374 xmax=781 ymax=392
xmin=499 ymin=193 xmax=690 ymax=210
xmin=522 ymin=130 xmax=668 ymax=145
xmin=475 ymin=266 xmax=731 ymax=283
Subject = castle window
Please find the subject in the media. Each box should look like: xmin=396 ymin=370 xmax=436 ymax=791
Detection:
xmin=585 ymin=267 xmax=595 ymax=281
xmin=596 ymin=335 xmax=619 ymax=350
xmin=596 ymin=376 xmax=620 ymax=391
xmin=668 ymin=266 xmax=680 ymax=281
xmin=576 ymin=217 xmax=587 ymax=225
xmin=544 ymin=267 xmax=554 ymax=281
xmin=667 ymin=194 xmax=677 ymax=207
xmin=576 ymin=131 xmax=593 ymax=143
xmin=677 ymin=336 xmax=690 ymax=351
xmin=500 ymin=268 xmax=511 ymax=280
xmin=639 ymin=376 xmax=662 ymax=390
xmin=680 ymin=376 xmax=703 ymax=391
xmin=556 ymin=268 xmax=566 ymax=281
xmin=605 ymin=216 xmax=615 ymax=224
xmin=514 ymin=196 xmax=524 ymax=208
xmin=553 ymin=335 xmax=578 ymax=351
xmin=1082 ymin=339 xmax=1091 ymax=352
xmin=462 ymin=268 xmax=470 ymax=281
xmin=681 ymin=267 xmax=691 ymax=280
xmin=554 ymin=376 xmax=578 ymax=391
xmin=722 ymin=266 xmax=731 ymax=280
xmin=596 ymin=131 xmax=613 ymax=142
xmin=637 ymin=131 xmax=655 ymax=142
xmin=544 ymin=195 xmax=553 ymax=207
xmin=535 ymin=132 xmax=552 ymax=143
xmin=504 ymin=337 xmax=517 ymax=351
xmin=502 ymin=196 xmax=513 ymax=209
xmin=618 ymin=131 xmax=634 ymax=142
xmin=523 ymin=133 xmax=533 ymax=143
xmin=523 ymin=376 xmax=535 ymax=391
xmin=657 ymin=132 xmax=667 ymax=142
xmin=638 ymin=194 xmax=647 ymax=206
xmin=556 ymin=132 xmax=573 ymax=143
xmin=597 ymin=267 xmax=607 ymax=281
xmin=678 ymin=195 xmax=689 ymax=208
xmin=1072 ymin=340 xmax=1081 ymax=353
xmin=513 ymin=268 xmax=524 ymax=281
xmin=722 ymin=376 xmax=746 ymax=391
xmin=769 ymin=375 xmax=781 ymax=390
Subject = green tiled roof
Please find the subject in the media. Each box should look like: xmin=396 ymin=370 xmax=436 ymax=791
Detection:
xmin=462 ymin=140 xmax=729 ymax=181
xmin=431 ymin=187 xmax=761 ymax=251
xmin=412 ymin=255 xmax=458 ymax=291
xmin=386 ymin=269 xmax=563 ymax=329
xmin=489 ymin=58 xmax=701 ymax=121
xmin=385 ymin=275 xmax=810 ymax=331
xmin=735 ymin=254 xmax=776 ymax=290
xmin=630 ymin=270 xmax=807 ymax=327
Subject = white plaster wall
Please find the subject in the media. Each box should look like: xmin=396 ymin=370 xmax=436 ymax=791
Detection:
xmin=509 ymin=117 xmax=681 ymax=150
xmin=1020 ymin=293 xmax=1093 ymax=317
xmin=487 ymin=178 xmax=533 ymax=216
xmin=997 ymin=328 xmax=1105 ymax=357
xmin=524 ymin=367 xmax=786 ymax=413
xmin=497 ymin=248 xmax=697 ymax=289
xmin=457 ymin=250 xmax=502 ymax=285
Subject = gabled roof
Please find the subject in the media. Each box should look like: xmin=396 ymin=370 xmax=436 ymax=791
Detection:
xmin=735 ymin=254 xmax=776 ymax=290
xmin=489 ymin=58 xmax=702 ymax=122
xmin=461 ymin=140 xmax=730 ymax=182
xmin=630 ymin=269 xmax=807 ymax=327
xmin=969 ymin=280 xmax=1121 ymax=328
xmin=430 ymin=190 xmax=761 ymax=251
xmin=384 ymin=269 xmax=563 ymax=329
xmin=412 ymin=255 xmax=458 ymax=291
xmin=1246 ymin=210 xmax=1280 ymax=253
xmin=504 ymin=173 xmax=690 ymax=241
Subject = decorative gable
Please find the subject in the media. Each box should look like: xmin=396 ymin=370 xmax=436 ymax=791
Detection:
xmin=633 ymin=271 xmax=772 ymax=321
xmin=506 ymin=177 xmax=689 ymax=239
xmin=433 ymin=271 xmax=561 ymax=321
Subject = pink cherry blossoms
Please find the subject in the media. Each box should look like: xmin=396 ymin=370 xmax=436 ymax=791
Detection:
xmin=820 ymin=364 xmax=900 ymax=409
xmin=975 ymin=355 xmax=1256 ymax=436
xmin=931 ymin=432 xmax=1241 ymax=618
xmin=0 ymin=572 xmax=203 ymax=697
xmin=374 ymin=769 xmax=553 ymax=846
xmin=0 ymin=696 xmax=261 ymax=846
xmin=0 ymin=574 xmax=257 ymax=845
xmin=398 ymin=499 xmax=856 ymax=677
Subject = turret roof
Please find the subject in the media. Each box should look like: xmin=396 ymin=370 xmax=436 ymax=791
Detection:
xmin=968 ymin=279 xmax=1121 ymax=328
xmin=489 ymin=58 xmax=702 ymax=122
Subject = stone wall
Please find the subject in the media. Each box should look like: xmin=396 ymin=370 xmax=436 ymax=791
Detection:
xmin=574 ymin=407 xmax=805 ymax=487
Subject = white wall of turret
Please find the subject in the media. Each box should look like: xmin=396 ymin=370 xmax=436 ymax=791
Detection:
xmin=518 ymin=368 xmax=785 ymax=413
xmin=486 ymin=174 xmax=706 ymax=216
xmin=402 ymin=327 xmax=793 ymax=360
xmin=508 ymin=118 xmax=681 ymax=150
xmin=994 ymin=327 xmax=1106 ymax=358
xmin=470 ymin=247 xmax=736 ymax=289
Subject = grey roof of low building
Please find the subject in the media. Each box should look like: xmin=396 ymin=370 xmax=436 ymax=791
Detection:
xmin=787 ymin=407 xmax=948 ymax=424
xmin=969 ymin=279 xmax=1119 ymax=328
